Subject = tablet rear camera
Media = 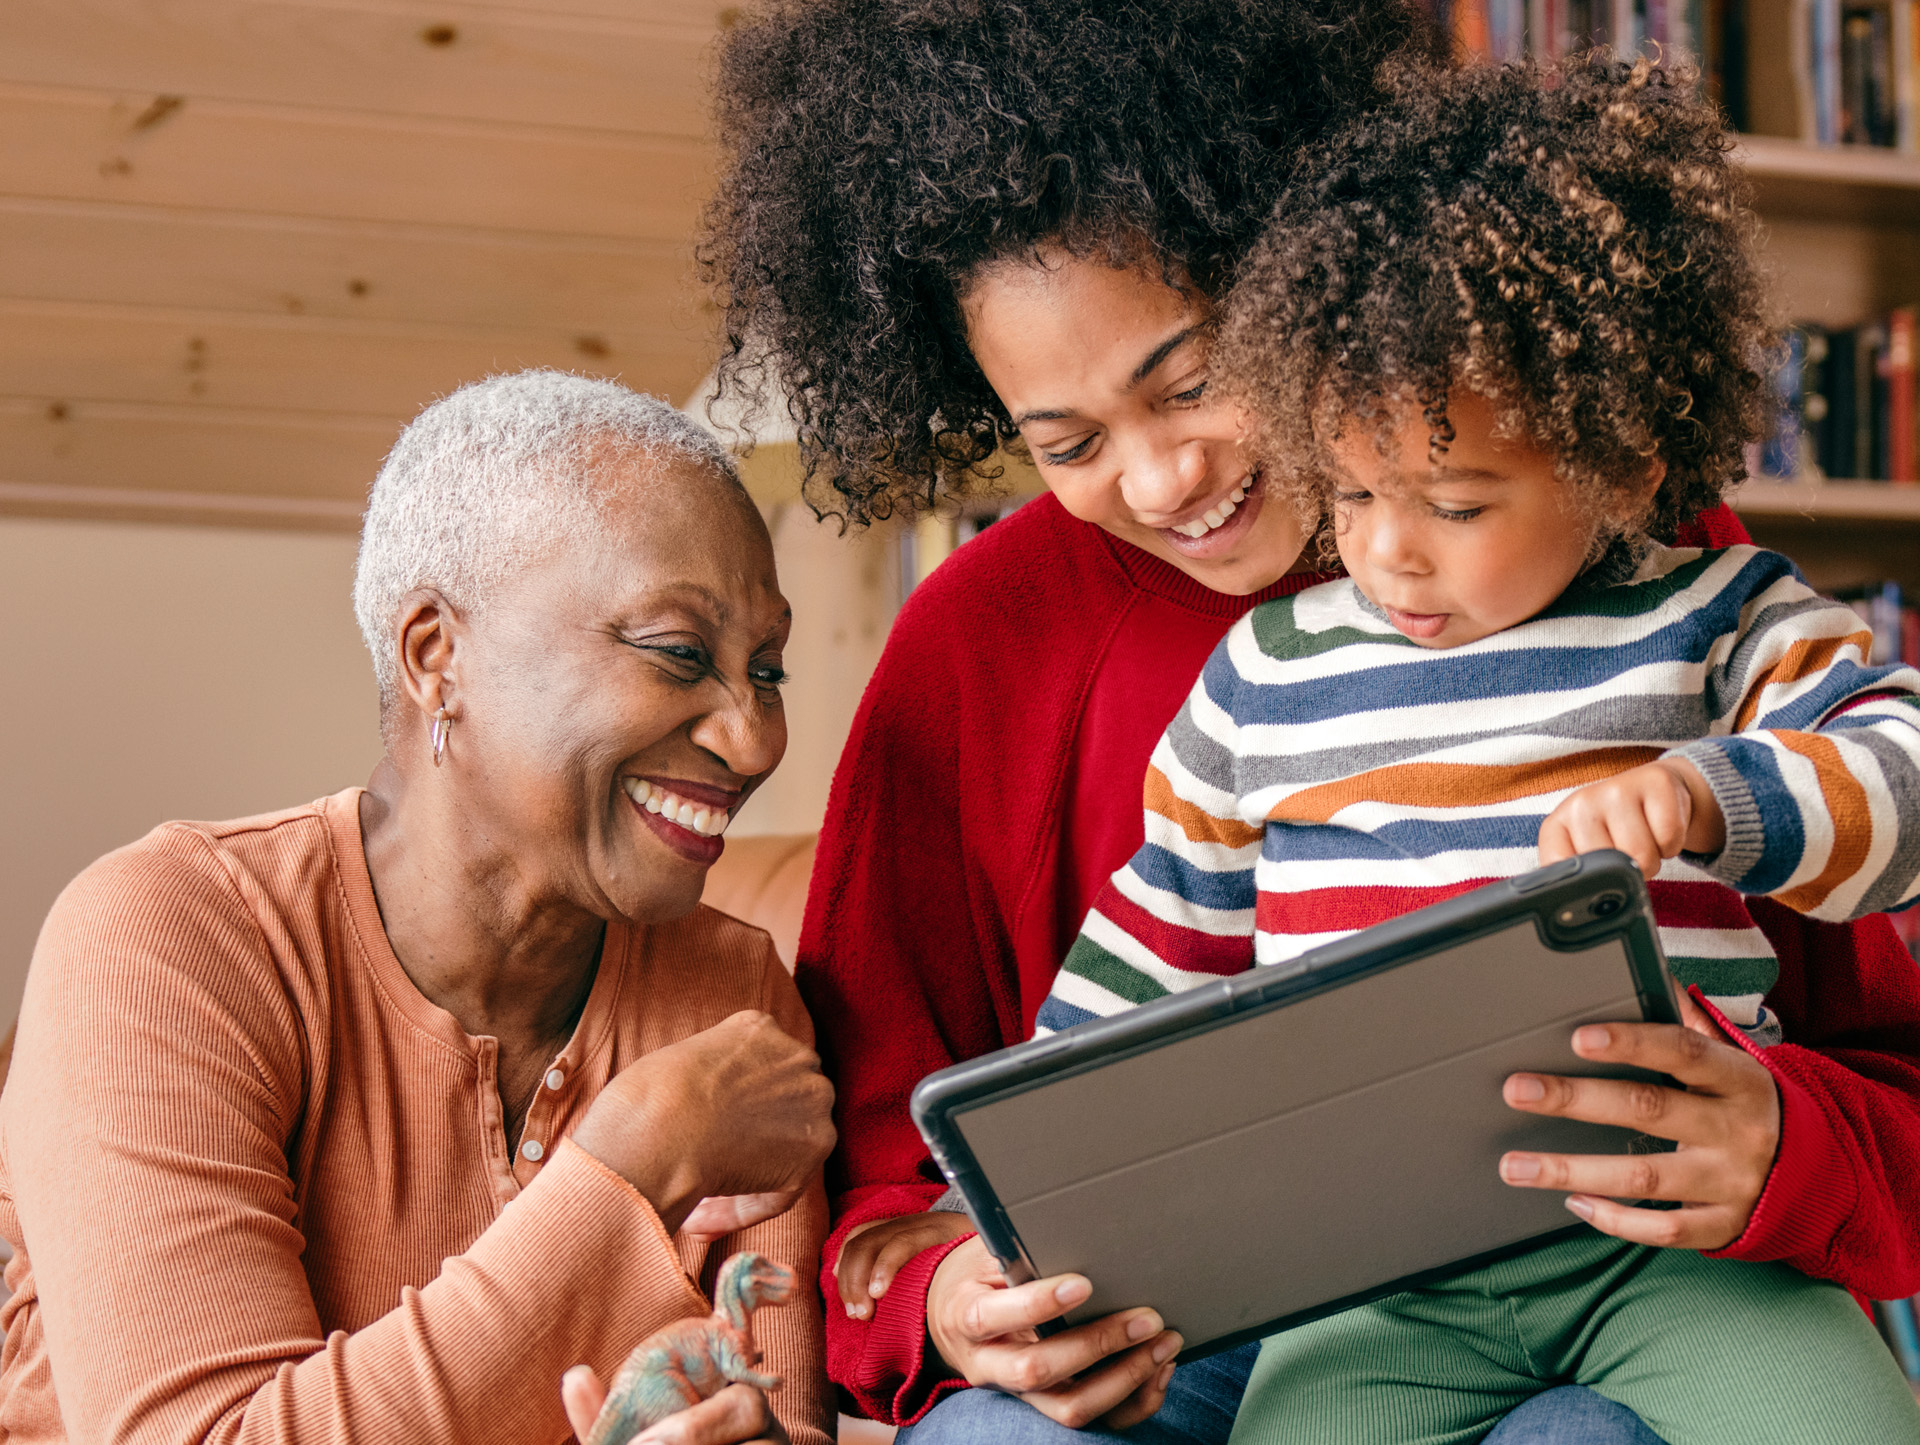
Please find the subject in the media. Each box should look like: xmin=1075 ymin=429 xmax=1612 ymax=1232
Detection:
xmin=1552 ymin=891 xmax=1628 ymax=933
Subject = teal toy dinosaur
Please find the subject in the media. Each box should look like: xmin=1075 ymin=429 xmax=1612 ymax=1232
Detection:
xmin=584 ymin=1252 xmax=795 ymax=1445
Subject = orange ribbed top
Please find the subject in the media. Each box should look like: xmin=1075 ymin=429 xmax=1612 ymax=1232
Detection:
xmin=0 ymin=789 xmax=831 ymax=1445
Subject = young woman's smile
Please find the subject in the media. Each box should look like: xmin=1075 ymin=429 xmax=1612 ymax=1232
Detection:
xmin=961 ymin=250 xmax=1308 ymax=596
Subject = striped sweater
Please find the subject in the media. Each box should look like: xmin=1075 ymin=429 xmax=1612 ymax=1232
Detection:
xmin=1037 ymin=545 xmax=1920 ymax=1041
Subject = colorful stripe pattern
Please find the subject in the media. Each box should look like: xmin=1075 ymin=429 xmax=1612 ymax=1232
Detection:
xmin=1038 ymin=546 xmax=1920 ymax=1041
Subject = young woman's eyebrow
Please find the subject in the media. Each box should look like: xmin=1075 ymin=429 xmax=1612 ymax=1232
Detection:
xmin=1128 ymin=326 xmax=1201 ymax=386
xmin=1010 ymin=325 xmax=1200 ymax=427
xmin=1012 ymin=406 xmax=1075 ymax=426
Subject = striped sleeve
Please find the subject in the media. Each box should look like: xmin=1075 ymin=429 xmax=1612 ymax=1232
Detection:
xmin=1034 ymin=632 xmax=1262 ymax=1036
xmin=1672 ymin=552 xmax=1920 ymax=921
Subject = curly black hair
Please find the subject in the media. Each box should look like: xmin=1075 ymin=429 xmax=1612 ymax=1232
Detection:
xmin=1215 ymin=54 xmax=1773 ymax=549
xmin=702 ymin=0 xmax=1437 ymax=523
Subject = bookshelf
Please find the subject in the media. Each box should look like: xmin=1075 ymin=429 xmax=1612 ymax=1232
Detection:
xmin=1731 ymin=122 xmax=1920 ymax=594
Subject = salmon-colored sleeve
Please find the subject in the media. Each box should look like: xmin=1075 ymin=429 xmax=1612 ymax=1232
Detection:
xmin=3 ymin=835 xmax=719 ymax=1445
xmin=697 ymin=952 xmax=833 ymax=1445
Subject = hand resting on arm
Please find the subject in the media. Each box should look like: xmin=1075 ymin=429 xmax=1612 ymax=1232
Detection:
xmin=570 ymin=1008 xmax=836 ymax=1238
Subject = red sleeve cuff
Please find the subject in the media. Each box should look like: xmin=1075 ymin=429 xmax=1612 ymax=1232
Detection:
xmin=1692 ymin=992 xmax=1859 ymax=1273
xmin=1707 ymin=1051 xmax=1859 ymax=1270
xmin=866 ymin=1233 xmax=977 ymax=1425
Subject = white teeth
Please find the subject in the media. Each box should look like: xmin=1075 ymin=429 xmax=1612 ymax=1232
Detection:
xmin=623 ymin=779 xmax=733 ymax=837
xmin=1172 ymin=481 xmax=1254 ymax=540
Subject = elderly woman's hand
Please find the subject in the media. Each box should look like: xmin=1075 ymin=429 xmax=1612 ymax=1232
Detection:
xmin=562 ymin=1367 xmax=790 ymax=1445
xmin=570 ymin=1010 xmax=835 ymax=1238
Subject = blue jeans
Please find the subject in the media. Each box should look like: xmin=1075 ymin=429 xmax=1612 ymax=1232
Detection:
xmin=893 ymin=1343 xmax=1666 ymax=1444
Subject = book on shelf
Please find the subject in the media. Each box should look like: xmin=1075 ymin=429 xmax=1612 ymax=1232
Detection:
xmin=1428 ymin=0 xmax=1756 ymax=125
xmin=1793 ymin=0 xmax=1920 ymax=148
xmin=1756 ymin=313 xmax=1920 ymax=484
xmin=1429 ymin=0 xmax=1719 ymax=79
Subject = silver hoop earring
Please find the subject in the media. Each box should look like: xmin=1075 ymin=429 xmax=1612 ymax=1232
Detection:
xmin=430 ymin=707 xmax=453 ymax=767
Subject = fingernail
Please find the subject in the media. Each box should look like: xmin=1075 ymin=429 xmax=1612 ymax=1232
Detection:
xmin=1574 ymin=1025 xmax=1610 ymax=1052
xmin=1565 ymin=1195 xmax=1596 ymax=1221
xmin=1127 ymin=1311 xmax=1162 ymax=1342
xmin=1501 ymin=1153 xmax=1540 ymax=1182
xmin=1508 ymin=1075 xmax=1545 ymax=1103
xmin=1055 ymin=1277 xmax=1092 ymax=1306
xmin=870 ymin=1278 xmax=888 ymax=1298
xmin=1153 ymin=1333 xmax=1184 ymax=1364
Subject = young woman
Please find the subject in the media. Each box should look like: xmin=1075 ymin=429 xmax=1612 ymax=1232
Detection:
xmin=703 ymin=5 xmax=1920 ymax=1442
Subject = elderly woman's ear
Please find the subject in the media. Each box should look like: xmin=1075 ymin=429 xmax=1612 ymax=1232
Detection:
xmin=389 ymin=586 xmax=465 ymax=766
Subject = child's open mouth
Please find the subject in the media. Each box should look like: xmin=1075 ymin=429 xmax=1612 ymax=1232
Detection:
xmin=1383 ymin=606 xmax=1450 ymax=640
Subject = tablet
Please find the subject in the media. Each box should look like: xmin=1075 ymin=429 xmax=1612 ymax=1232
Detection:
xmin=910 ymin=850 xmax=1682 ymax=1360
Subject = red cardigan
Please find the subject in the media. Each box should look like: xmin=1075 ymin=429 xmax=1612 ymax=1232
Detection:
xmin=793 ymin=494 xmax=1920 ymax=1426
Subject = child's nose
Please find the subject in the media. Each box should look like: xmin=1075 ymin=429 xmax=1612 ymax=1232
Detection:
xmin=1365 ymin=509 xmax=1426 ymax=573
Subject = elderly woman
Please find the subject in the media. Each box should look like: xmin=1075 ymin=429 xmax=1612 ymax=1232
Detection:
xmin=0 ymin=372 xmax=834 ymax=1445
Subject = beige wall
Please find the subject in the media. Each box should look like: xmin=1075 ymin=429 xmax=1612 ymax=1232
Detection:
xmin=0 ymin=504 xmax=898 ymax=1031
xmin=737 ymin=505 xmax=901 ymax=842
xmin=0 ymin=516 xmax=382 ymax=1025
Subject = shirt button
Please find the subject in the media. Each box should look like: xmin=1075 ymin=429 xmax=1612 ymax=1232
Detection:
xmin=520 ymin=1139 xmax=544 ymax=1163
xmin=545 ymin=1068 xmax=566 ymax=1091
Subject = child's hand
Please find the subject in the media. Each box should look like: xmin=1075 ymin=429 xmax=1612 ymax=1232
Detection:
xmin=834 ymin=1210 xmax=977 ymax=1319
xmin=1539 ymin=758 xmax=1725 ymax=879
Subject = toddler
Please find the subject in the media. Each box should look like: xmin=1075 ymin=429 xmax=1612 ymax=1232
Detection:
xmin=1036 ymin=55 xmax=1920 ymax=1445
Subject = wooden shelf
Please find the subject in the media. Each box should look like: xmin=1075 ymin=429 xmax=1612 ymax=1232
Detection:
xmin=1736 ymin=135 xmax=1920 ymax=225
xmin=1734 ymin=481 xmax=1920 ymax=594
xmin=1733 ymin=478 xmax=1920 ymax=521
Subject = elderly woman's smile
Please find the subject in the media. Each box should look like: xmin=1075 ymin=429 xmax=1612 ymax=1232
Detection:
xmin=421 ymin=466 xmax=790 ymax=922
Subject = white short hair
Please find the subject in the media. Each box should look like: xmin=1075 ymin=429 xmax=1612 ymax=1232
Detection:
xmin=352 ymin=369 xmax=742 ymax=703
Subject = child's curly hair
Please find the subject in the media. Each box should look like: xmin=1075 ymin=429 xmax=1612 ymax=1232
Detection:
xmin=701 ymin=0 xmax=1434 ymax=524
xmin=1216 ymin=54 xmax=1774 ymax=548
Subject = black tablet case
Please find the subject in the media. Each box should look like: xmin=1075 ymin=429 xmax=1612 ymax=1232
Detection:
xmin=911 ymin=851 xmax=1682 ymax=1359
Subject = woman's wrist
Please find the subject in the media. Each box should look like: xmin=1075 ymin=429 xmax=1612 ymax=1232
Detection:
xmin=570 ymin=1094 xmax=707 ymax=1234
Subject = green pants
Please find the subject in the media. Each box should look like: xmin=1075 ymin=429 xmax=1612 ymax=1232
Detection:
xmin=1228 ymin=1231 xmax=1920 ymax=1445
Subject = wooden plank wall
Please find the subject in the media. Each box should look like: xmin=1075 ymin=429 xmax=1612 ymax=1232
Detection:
xmin=0 ymin=0 xmax=730 ymax=529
